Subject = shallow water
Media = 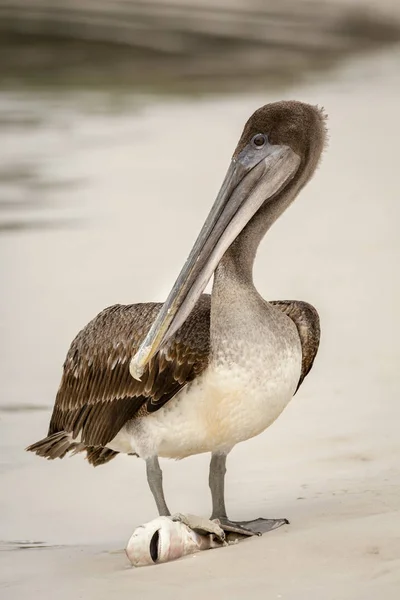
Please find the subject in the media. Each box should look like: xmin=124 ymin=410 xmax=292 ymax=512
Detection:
xmin=0 ymin=45 xmax=400 ymax=598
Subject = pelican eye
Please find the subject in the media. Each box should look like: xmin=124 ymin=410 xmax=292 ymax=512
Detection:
xmin=252 ymin=133 xmax=267 ymax=148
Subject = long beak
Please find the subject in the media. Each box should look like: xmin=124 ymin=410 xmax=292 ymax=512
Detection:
xmin=130 ymin=142 xmax=300 ymax=379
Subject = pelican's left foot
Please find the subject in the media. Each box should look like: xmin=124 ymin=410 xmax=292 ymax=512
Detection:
xmin=215 ymin=517 xmax=289 ymax=537
xmin=172 ymin=513 xmax=226 ymax=543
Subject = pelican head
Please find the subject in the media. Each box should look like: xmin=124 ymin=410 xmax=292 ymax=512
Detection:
xmin=130 ymin=101 xmax=327 ymax=379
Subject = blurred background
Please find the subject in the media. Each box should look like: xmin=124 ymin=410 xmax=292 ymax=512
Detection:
xmin=0 ymin=1 xmax=399 ymax=597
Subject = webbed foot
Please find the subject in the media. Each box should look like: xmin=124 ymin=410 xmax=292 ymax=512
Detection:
xmin=216 ymin=517 xmax=289 ymax=537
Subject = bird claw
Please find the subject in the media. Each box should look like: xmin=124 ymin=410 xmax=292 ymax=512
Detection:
xmin=171 ymin=513 xmax=226 ymax=543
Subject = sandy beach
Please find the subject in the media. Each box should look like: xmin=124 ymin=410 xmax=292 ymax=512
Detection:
xmin=1 ymin=45 xmax=399 ymax=598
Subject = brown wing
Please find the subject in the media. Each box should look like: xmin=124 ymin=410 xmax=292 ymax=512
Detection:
xmin=270 ymin=300 xmax=321 ymax=392
xmin=48 ymin=295 xmax=211 ymax=447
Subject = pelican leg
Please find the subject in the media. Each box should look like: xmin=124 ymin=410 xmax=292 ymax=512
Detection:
xmin=209 ymin=452 xmax=289 ymax=536
xmin=209 ymin=452 xmax=229 ymax=520
xmin=146 ymin=456 xmax=170 ymax=517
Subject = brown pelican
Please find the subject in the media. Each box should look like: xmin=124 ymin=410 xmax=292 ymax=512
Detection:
xmin=27 ymin=100 xmax=324 ymax=536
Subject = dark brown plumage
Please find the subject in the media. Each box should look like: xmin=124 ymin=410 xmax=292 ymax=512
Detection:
xmin=234 ymin=100 xmax=327 ymax=163
xmin=27 ymin=295 xmax=319 ymax=466
xmin=271 ymin=300 xmax=320 ymax=392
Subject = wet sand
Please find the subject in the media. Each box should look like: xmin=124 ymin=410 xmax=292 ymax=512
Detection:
xmin=1 ymin=46 xmax=400 ymax=598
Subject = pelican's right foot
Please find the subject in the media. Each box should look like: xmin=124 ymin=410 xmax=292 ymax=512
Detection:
xmin=172 ymin=513 xmax=226 ymax=543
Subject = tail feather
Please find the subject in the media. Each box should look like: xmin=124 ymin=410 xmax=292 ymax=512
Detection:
xmin=26 ymin=432 xmax=82 ymax=460
xmin=26 ymin=432 xmax=119 ymax=467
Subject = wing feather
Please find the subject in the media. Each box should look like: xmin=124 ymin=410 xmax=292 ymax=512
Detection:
xmin=270 ymin=300 xmax=321 ymax=391
xmin=48 ymin=297 xmax=211 ymax=446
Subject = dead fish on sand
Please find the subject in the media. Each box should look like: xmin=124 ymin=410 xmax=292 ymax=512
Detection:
xmin=126 ymin=514 xmax=288 ymax=567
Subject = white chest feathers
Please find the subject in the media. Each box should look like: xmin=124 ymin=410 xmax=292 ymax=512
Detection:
xmin=108 ymin=335 xmax=302 ymax=460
